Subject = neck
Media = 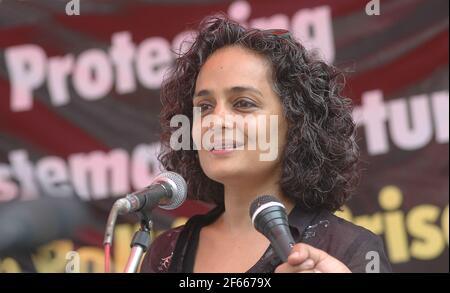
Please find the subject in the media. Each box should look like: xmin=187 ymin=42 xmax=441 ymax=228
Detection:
xmin=217 ymin=173 xmax=294 ymax=233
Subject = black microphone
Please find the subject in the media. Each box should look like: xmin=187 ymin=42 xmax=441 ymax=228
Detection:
xmin=249 ymin=195 xmax=295 ymax=262
xmin=115 ymin=171 xmax=187 ymax=214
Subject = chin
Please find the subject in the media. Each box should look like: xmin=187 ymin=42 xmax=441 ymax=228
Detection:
xmin=201 ymin=160 xmax=247 ymax=183
xmin=199 ymin=150 xmax=263 ymax=182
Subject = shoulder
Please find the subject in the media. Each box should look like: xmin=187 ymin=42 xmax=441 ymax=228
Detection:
xmin=140 ymin=225 xmax=185 ymax=273
xmin=327 ymin=211 xmax=380 ymax=244
xmin=306 ymin=210 xmax=392 ymax=273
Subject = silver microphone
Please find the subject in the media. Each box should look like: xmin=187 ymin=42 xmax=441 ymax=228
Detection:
xmin=104 ymin=171 xmax=187 ymax=246
xmin=115 ymin=171 xmax=187 ymax=214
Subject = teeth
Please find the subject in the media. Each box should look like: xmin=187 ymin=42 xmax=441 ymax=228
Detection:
xmin=213 ymin=145 xmax=234 ymax=150
xmin=209 ymin=142 xmax=244 ymax=151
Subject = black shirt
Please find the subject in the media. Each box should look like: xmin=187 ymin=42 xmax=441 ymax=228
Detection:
xmin=140 ymin=204 xmax=392 ymax=273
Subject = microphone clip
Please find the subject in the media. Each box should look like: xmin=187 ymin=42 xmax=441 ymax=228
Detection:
xmin=123 ymin=210 xmax=153 ymax=273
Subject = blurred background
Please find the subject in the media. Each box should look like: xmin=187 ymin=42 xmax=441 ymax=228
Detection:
xmin=0 ymin=0 xmax=448 ymax=273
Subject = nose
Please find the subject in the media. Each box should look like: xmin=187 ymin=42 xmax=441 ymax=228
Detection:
xmin=211 ymin=101 xmax=234 ymax=129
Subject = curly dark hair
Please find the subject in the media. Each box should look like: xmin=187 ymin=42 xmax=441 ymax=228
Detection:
xmin=158 ymin=15 xmax=360 ymax=212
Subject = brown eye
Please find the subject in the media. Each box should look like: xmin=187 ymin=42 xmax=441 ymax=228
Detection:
xmin=197 ymin=102 xmax=213 ymax=113
xmin=234 ymin=99 xmax=256 ymax=109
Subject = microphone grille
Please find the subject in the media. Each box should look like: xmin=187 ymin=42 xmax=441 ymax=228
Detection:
xmin=249 ymin=195 xmax=281 ymax=218
xmin=155 ymin=171 xmax=187 ymax=210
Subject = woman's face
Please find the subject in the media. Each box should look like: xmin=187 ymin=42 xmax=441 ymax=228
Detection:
xmin=192 ymin=45 xmax=288 ymax=185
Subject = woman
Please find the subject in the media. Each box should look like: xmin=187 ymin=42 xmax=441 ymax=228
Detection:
xmin=140 ymin=16 xmax=391 ymax=273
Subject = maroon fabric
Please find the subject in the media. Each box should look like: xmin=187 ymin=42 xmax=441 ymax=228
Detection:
xmin=141 ymin=204 xmax=392 ymax=273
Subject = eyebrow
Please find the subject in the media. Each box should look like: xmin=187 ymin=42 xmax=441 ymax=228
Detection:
xmin=193 ymin=86 xmax=263 ymax=98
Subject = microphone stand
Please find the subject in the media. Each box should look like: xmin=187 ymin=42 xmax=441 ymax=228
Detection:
xmin=123 ymin=211 xmax=153 ymax=273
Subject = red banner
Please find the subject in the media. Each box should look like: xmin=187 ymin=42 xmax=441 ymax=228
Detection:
xmin=0 ymin=0 xmax=448 ymax=273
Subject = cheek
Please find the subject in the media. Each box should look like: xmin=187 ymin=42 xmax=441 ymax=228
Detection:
xmin=191 ymin=117 xmax=202 ymax=150
xmin=246 ymin=115 xmax=283 ymax=150
xmin=277 ymin=117 xmax=288 ymax=148
xmin=197 ymin=149 xmax=208 ymax=170
xmin=253 ymin=113 xmax=288 ymax=163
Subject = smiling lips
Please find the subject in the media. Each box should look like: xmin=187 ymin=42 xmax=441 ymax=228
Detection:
xmin=208 ymin=141 xmax=244 ymax=153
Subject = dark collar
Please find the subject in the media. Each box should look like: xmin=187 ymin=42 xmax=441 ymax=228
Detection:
xmin=287 ymin=204 xmax=325 ymax=240
xmin=195 ymin=203 xmax=323 ymax=241
xmin=168 ymin=203 xmax=324 ymax=273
